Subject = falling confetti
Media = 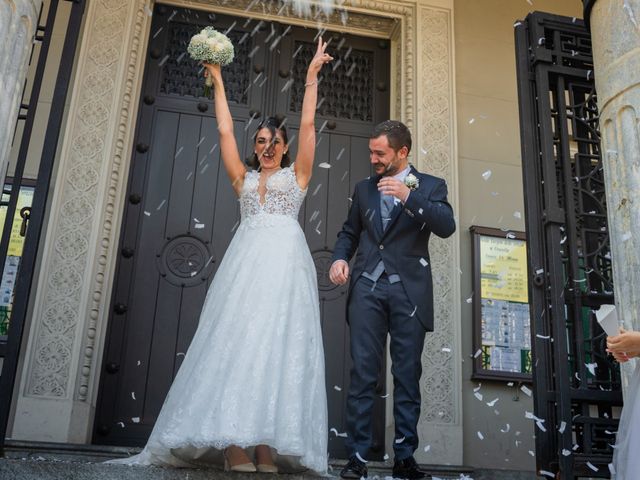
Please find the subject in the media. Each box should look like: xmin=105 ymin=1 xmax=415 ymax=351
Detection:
xmin=131 ymin=392 xmax=136 ymax=400
xmin=423 ymin=445 xmax=431 ymax=453
xmin=143 ymin=211 xmax=151 ymax=216
xmin=195 ymin=223 xmax=205 ymax=229
xmin=514 ymin=211 xmax=522 ymax=219
xmin=442 ymin=347 xmax=452 ymax=353
xmin=355 ymin=452 xmax=368 ymax=463
xmin=330 ymin=428 xmax=347 ymax=438
xmin=486 ymin=398 xmax=499 ymax=407
xmin=419 ymin=258 xmax=428 ymax=267
xmin=500 ymin=423 xmax=510 ymax=433
xmin=477 ymin=431 xmax=484 ymax=440
xmin=468 ymin=118 xmax=476 ymax=124
xmin=585 ymin=362 xmax=597 ymax=376
xmin=132 ymin=417 xmax=140 ymax=423
xmin=474 ymin=392 xmax=483 ymax=401
xmin=482 ymin=170 xmax=492 ymax=181
xmin=562 ymin=449 xmax=571 ymax=456
xmin=117 ymin=421 xmax=125 ymax=428
xmin=586 ymin=462 xmax=598 ymax=472
xmin=333 ymin=385 xmax=342 ymax=391
xmin=520 ymin=385 xmax=533 ymax=397
xmin=473 ymin=349 xmax=482 ymax=358
xmin=395 ymin=436 xmax=406 ymax=444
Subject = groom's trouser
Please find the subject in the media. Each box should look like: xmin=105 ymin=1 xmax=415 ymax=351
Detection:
xmin=345 ymin=274 xmax=426 ymax=461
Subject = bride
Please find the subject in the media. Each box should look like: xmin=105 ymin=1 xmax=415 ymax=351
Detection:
xmin=109 ymin=38 xmax=333 ymax=474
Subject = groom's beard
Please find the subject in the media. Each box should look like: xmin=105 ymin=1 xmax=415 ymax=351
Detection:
xmin=378 ymin=154 xmax=402 ymax=176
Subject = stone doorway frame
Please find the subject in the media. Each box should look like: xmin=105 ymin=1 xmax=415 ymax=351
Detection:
xmin=10 ymin=0 xmax=461 ymax=465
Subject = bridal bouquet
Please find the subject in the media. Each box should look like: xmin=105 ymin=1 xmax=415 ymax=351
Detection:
xmin=187 ymin=27 xmax=234 ymax=96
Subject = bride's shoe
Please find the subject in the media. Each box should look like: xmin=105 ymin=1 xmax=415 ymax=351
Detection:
xmin=255 ymin=445 xmax=278 ymax=474
xmin=224 ymin=447 xmax=257 ymax=472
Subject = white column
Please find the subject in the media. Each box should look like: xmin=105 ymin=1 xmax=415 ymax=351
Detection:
xmin=0 ymin=0 xmax=42 ymax=188
xmin=590 ymin=1 xmax=640 ymax=341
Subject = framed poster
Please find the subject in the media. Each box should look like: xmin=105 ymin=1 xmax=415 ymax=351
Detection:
xmin=470 ymin=226 xmax=532 ymax=382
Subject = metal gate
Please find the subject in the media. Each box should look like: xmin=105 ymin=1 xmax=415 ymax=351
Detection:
xmin=515 ymin=12 xmax=621 ymax=478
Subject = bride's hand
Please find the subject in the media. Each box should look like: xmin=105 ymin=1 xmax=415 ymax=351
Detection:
xmin=203 ymin=62 xmax=222 ymax=81
xmin=307 ymin=37 xmax=333 ymax=79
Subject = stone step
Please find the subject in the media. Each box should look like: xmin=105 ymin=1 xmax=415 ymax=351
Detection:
xmin=0 ymin=441 xmax=536 ymax=480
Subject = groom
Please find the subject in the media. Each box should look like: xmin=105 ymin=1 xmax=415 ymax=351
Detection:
xmin=329 ymin=120 xmax=455 ymax=479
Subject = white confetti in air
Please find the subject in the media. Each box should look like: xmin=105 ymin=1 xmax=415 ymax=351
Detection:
xmin=333 ymin=385 xmax=342 ymax=391
xmin=318 ymin=162 xmax=331 ymax=169
xmin=186 ymin=172 xmax=193 ymax=181
xmin=143 ymin=211 xmax=151 ymax=216
xmin=526 ymin=0 xmax=533 ymax=5
xmin=528 ymin=450 xmax=535 ymax=457
xmin=132 ymin=417 xmax=140 ymax=423
xmin=491 ymin=191 xmax=499 ymax=196
xmin=514 ymin=211 xmax=522 ymax=219
xmin=355 ymin=452 xmax=367 ymax=463
xmin=468 ymin=118 xmax=476 ymax=124
xmin=482 ymin=170 xmax=492 ymax=181
xmin=309 ymin=210 xmax=320 ymax=223
xmin=465 ymin=295 xmax=473 ymax=304
xmin=536 ymin=268 xmax=544 ymax=274
xmin=175 ymin=146 xmax=184 ymax=158
xmin=136 ymin=360 xmax=141 ymax=366
xmin=383 ymin=454 xmax=389 ymax=461
xmin=539 ymin=470 xmax=555 ymax=478
xmin=536 ymin=334 xmax=550 ymax=339
xmin=500 ymin=423 xmax=510 ymax=433
xmin=562 ymin=449 xmax=571 ymax=456
xmin=473 ymin=349 xmax=482 ymax=358
xmin=624 ymin=0 xmax=639 ymax=28
xmin=423 ymin=445 xmax=431 ymax=453
xmin=418 ymin=208 xmax=423 ymax=215
xmin=585 ymin=362 xmax=597 ymax=376
xmin=573 ymin=444 xmax=579 ymax=451
xmin=195 ymin=223 xmax=205 ymax=229
xmin=395 ymin=436 xmax=405 ymax=444
xmin=474 ymin=383 xmax=482 ymax=393
xmin=409 ymin=306 xmax=417 ymax=317
xmin=506 ymin=232 xmax=516 ymax=239
xmin=380 ymin=393 xmax=390 ymax=398
xmin=525 ymin=411 xmax=544 ymax=422
xmin=131 ymin=392 xmax=136 ymax=400
xmin=536 ymin=421 xmax=547 ymax=432
xmin=514 ymin=21 xmax=522 ymax=27
xmin=330 ymin=428 xmax=348 ymax=438
xmin=486 ymin=398 xmax=499 ymax=407
xmin=474 ymin=392 xmax=483 ymax=401
xmin=442 ymin=347 xmax=451 ymax=353
xmin=609 ymin=463 xmax=616 ymax=475
xmin=520 ymin=385 xmax=533 ymax=397
xmin=558 ymin=421 xmax=566 ymax=433
xmin=586 ymin=462 xmax=598 ymax=472
xmin=315 ymin=220 xmax=322 ymax=235
xmin=419 ymin=258 xmax=428 ymax=267
xmin=477 ymin=431 xmax=484 ymax=440
xmin=312 ymin=184 xmax=322 ymax=196
xmin=117 ymin=421 xmax=125 ymax=428
xmin=176 ymin=352 xmax=185 ymax=357
xmin=157 ymin=200 xmax=166 ymax=210
xmin=621 ymin=232 xmax=632 ymax=242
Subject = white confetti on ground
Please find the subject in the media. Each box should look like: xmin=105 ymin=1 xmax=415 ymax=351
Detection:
xmin=520 ymin=385 xmax=533 ymax=397
xmin=482 ymin=170 xmax=492 ymax=181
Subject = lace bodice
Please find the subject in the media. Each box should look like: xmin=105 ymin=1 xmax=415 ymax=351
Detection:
xmin=240 ymin=165 xmax=307 ymax=221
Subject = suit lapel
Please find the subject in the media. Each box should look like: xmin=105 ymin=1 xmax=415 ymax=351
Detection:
xmin=368 ymin=176 xmax=383 ymax=239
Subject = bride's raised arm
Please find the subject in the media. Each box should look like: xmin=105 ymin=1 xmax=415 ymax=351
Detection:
xmin=294 ymin=37 xmax=333 ymax=190
xmin=204 ymin=63 xmax=247 ymax=195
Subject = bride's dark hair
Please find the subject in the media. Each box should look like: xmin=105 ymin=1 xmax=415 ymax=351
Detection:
xmin=250 ymin=117 xmax=291 ymax=170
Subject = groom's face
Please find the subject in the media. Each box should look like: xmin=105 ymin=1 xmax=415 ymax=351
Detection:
xmin=369 ymin=135 xmax=408 ymax=177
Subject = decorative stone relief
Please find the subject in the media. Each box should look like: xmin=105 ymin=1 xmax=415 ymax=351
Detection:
xmin=417 ymin=6 xmax=457 ymax=426
xmin=24 ymin=0 xmax=149 ymax=399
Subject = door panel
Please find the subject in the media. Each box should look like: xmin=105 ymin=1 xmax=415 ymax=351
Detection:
xmin=95 ymin=5 xmax=390 ymax=459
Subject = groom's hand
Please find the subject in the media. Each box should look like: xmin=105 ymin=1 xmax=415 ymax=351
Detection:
xmin=378 ymin=177 xmax=410 ymax=203
xmin=329 ymin=260 xmax=349 ymax=285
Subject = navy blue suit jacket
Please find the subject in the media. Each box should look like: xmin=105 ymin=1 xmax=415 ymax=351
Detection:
xmin=332 ymin=165 xmax=456 ymax=331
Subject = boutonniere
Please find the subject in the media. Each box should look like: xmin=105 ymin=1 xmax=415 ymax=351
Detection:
xmin=404 ymin=173 xmax=419 ymax=190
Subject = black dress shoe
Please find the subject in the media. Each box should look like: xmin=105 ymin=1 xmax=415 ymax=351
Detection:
xmin=392 ymin=456 xmax=426 ymax=479
xmin=340 ymin=456 xmax=368 ymax=479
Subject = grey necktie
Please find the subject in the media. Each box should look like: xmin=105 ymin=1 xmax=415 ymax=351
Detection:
xmin=381 ymin=194 xmax=395 ymax=230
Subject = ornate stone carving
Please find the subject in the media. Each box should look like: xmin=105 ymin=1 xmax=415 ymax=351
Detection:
xmin=416 ymin=6 xmax=457 ymax=427
xmin=24 ymin=0 xmax=148 ymax=398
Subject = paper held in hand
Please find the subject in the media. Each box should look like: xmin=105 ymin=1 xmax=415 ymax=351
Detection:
xmin=595 ymin=304 xmax=619 ymax=337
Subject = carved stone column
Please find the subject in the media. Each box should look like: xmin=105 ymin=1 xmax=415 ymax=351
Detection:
xmin=589 ymin=1 xmax=640 ymax=341
xmin=9 ymin=0 xmax=151 ymax=442
xmin=0 ymin=0 xmax=42 ymax=189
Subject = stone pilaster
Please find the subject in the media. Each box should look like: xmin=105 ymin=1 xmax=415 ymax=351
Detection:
xmin=0 ymin=0 xmax=42 ymax=189
xmin=10 ymin=0 xmax=151 ymax=442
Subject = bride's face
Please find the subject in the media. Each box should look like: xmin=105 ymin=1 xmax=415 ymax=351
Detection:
xmin=255 ymin=128 xmax=287 ymax=170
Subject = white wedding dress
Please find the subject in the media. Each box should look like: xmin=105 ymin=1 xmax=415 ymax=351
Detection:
xmin=612 ymin=361 xmax=640 ymax=479
xmin=109 ymin=164 xmax=328 ymax=474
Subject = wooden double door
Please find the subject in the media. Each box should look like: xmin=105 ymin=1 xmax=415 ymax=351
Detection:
xmin=94 ymin=4 xmax=390 ymax=459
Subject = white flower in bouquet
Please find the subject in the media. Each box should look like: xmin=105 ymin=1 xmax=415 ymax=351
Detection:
xmin=187 ymin=26 xmax=234 ymax=96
